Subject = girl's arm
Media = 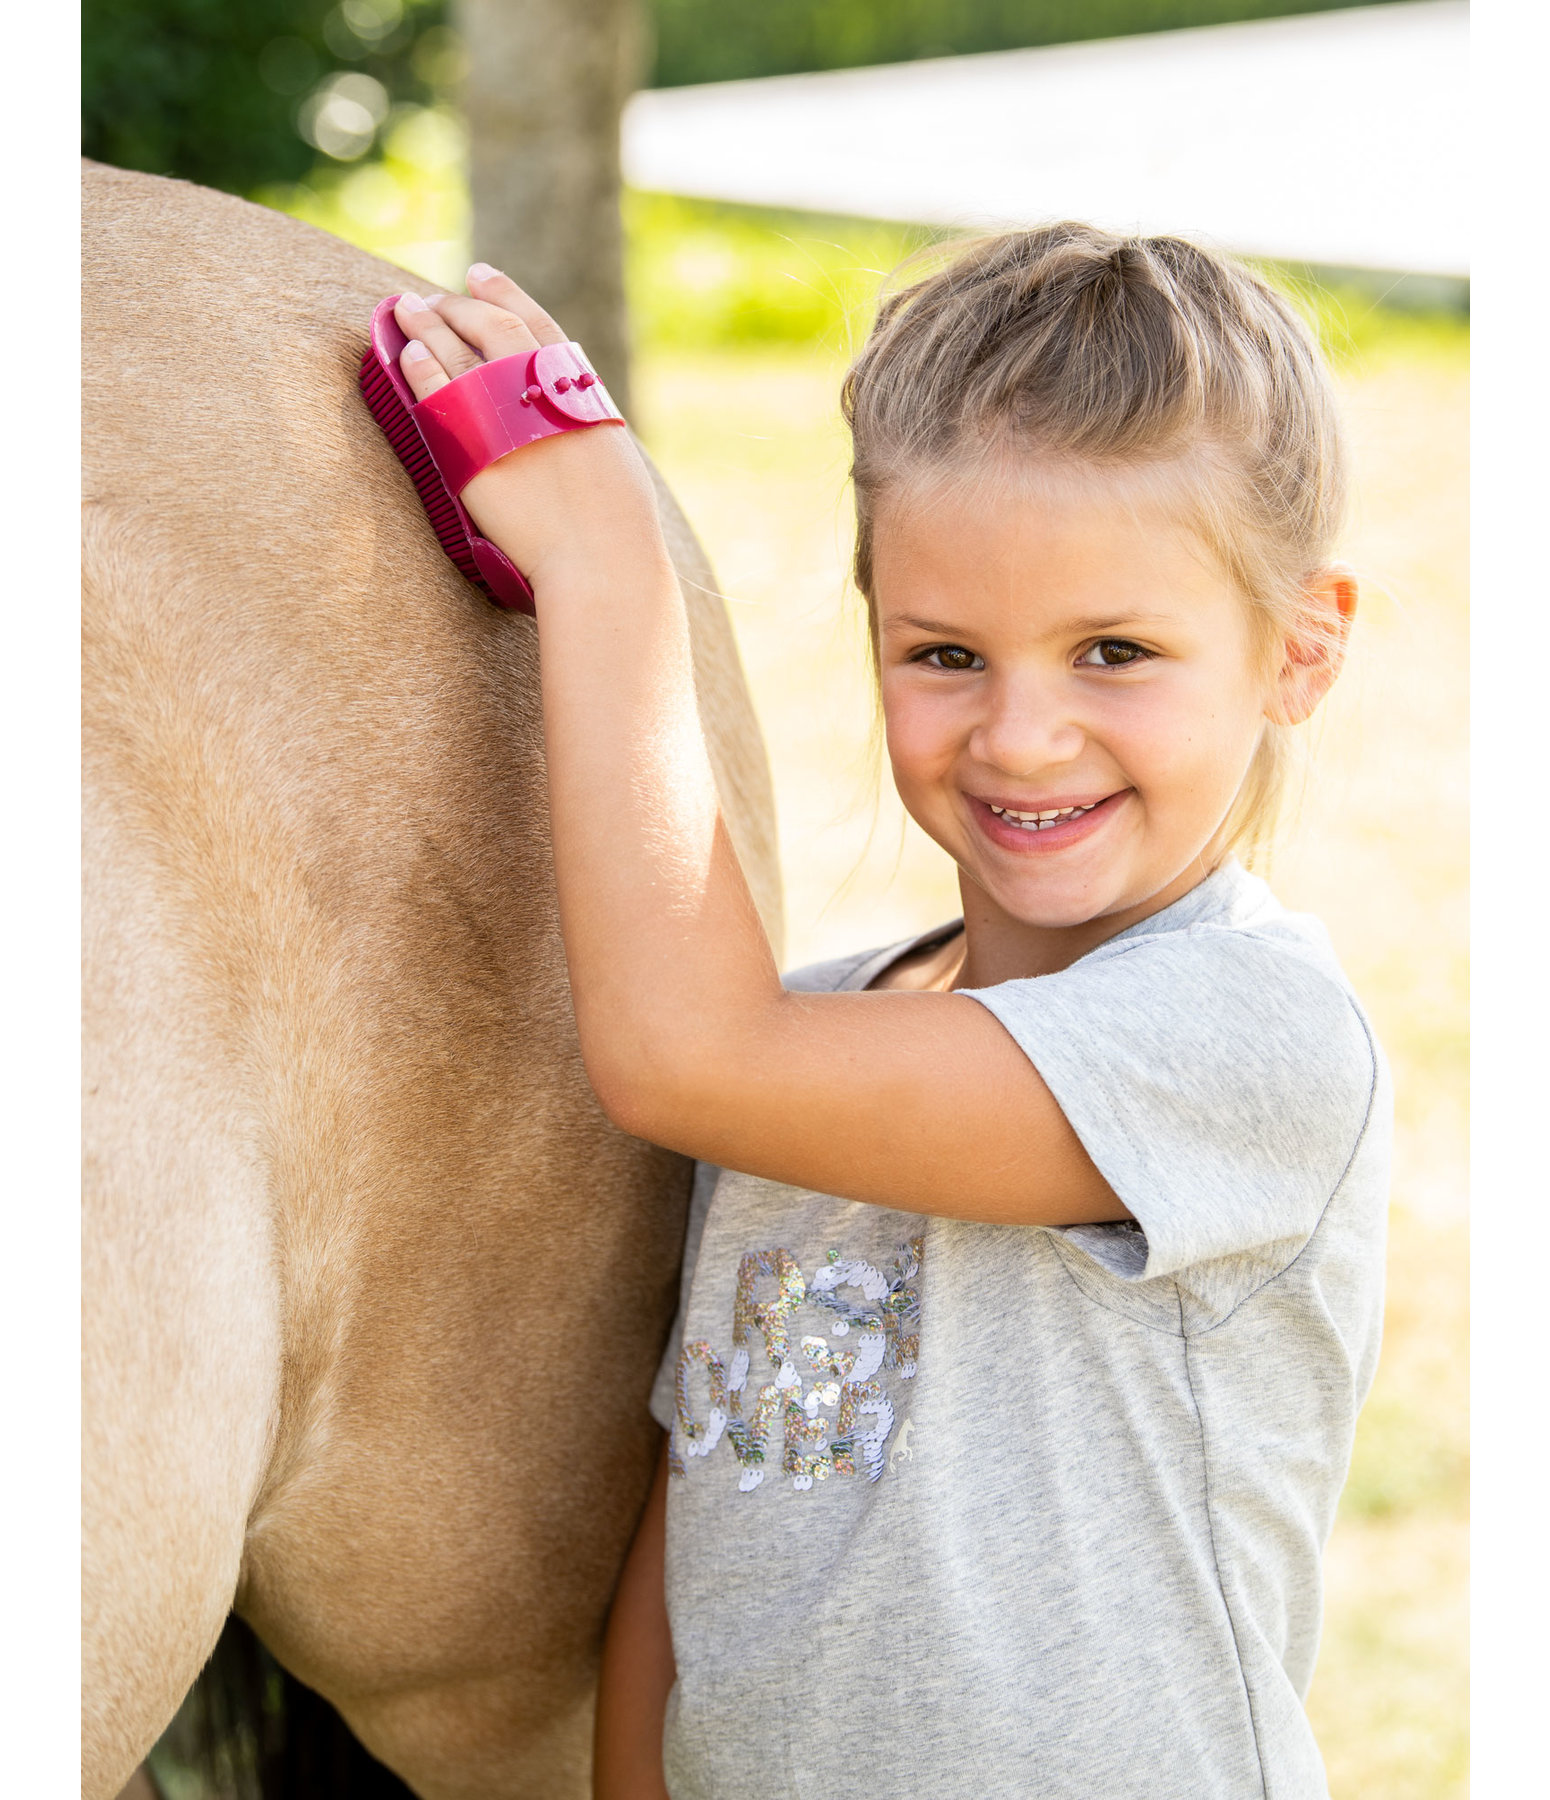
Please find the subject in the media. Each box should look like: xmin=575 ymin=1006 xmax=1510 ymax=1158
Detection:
xmin=394 ymin=280 xmax=1123 ymax=1230
xmin=594 ymin=1436 xmax=674 ymax=1800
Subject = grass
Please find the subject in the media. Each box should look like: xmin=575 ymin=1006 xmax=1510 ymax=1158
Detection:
xmin=265 ymin=168 xmax=1469 ymax=1797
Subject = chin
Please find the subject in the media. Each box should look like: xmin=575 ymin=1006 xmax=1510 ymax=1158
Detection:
xmin=988 ymin=841 xmax=1221 ymax=935
xmin=977 ymin=868 xmax=1123 ymax=931
xmin=1006 ymin=892 xmax=1120 ymax=931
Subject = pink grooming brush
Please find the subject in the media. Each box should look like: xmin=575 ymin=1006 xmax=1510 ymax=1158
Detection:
xmin=359 ymin=295 xmax=626 ymax=613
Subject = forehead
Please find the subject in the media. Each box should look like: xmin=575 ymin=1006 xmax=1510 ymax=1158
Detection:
xmin=869 ymin=459 xmax=1236 ymax=634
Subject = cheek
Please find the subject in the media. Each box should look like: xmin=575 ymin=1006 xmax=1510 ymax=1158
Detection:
xmin=879 ymin=681 xmax=964 ymax=785
xmin=1094 ymin=670 xmax=1264 ymax=795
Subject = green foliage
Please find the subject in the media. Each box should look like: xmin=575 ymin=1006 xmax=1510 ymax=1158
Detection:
xmin=1264 ymin=267 xmax=1471 ymax=371
xmin=649 ymin=0 xmax=1411 ymax=87
xmin=82 ymin=0 xmax=453 ymax=196
xmin=256 ymin=103 xmax=471 ymax=291
xmin=626 ymin=193 xmax=934 ymax=354
xmin=625 ymin=194 xmax=1469 ymax=370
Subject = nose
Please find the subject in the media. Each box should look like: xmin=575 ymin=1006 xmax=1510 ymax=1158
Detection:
xmin=969 ymin=669 xmax=1086 ymax=780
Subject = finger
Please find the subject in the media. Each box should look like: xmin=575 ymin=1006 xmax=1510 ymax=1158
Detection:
xmin=394 ymin=292 xmax=482 ymax=380
xmin=428 ymin=291 xmax=543 ymax=365
xmin=398 ymin=337 xmax=452 ymax=401
xmin=467 ymin=263 xmax=568 ymax=346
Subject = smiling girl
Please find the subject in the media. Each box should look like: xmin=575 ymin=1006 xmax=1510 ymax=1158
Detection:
xmin=386 ymin=222 xmax=1389 ymax=1800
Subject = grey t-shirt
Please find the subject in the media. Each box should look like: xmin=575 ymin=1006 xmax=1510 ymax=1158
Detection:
xmin=649 ymin=861 xmax=1389 ymax=1800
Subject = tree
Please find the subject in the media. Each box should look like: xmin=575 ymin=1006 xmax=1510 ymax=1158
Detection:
xmin=82 ymin=0 xmax=447 ymax=196
xmin=454 ymin=0 xmax=643 ymax=408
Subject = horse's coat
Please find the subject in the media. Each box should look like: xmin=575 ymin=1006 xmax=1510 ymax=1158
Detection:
xmin=82 ymin=162 xmax=780 ymax=1799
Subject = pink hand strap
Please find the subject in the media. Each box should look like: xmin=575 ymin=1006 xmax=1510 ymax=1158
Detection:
xmin=412 ymin=339 xmax=625 ymax=496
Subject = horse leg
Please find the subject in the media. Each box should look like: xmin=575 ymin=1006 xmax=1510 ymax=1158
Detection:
xmin=82 ymin=794 xmax=284 ymax=1798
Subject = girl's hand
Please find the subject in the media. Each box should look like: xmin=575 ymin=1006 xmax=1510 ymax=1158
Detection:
xmin=392 ymin=270 xmax=667 ymax=596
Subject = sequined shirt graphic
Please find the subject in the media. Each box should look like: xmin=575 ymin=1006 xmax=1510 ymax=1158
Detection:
xmin=670 ymin=1235 xmax=923 ymax=1491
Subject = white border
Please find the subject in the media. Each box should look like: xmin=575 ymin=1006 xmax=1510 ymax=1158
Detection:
xmin=5 ymin=0 xmax=84 ymax=1787
xmin=1471 ymin=0 xmax=1543 ymax=1788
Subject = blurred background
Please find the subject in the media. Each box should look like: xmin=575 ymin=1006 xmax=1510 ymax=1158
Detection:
xmin=85 ymin=2 xmax=1467 ymax=1794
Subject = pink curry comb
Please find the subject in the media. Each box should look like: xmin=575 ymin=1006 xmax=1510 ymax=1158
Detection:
xmin=358 ymin=295 xmax=627 ymax=613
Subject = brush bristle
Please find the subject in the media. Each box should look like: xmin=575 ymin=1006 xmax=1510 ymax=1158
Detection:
xmin=359 ymin=350 xmax=489 ymax=595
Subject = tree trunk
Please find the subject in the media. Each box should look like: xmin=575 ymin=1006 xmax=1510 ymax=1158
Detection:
xmin=455 ymin=0 xmax=643 ymax=410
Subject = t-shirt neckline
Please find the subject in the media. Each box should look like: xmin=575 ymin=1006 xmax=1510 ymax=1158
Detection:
xmin=840 ymin=859 xmax=1257 ymax=995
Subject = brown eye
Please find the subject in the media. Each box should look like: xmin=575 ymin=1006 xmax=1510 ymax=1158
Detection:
xmin=928 ymin=645 xmax=982 ymax=671
xmin=1079 ymin=639 xmax=1148 ymax=667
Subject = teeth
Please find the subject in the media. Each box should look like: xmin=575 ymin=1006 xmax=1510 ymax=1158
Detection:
xmin=987 ymin=800 xmax=1099 ymax=831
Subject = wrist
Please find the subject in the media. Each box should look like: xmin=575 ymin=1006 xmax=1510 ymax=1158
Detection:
xmin=459 ymin=426 xmax=668 ymax=597
xmin=530 ymin=548 xmax=681 ymax=619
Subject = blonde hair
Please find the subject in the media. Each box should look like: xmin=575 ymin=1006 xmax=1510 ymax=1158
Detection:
xmin=841 ymin=221 xmax=1349 ymax=861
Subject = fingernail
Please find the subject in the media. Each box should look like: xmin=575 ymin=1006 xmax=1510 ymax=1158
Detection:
xmin=469 ymin=262 xmax=501 ymax=282
xmin=398 ymin=291 xmax=429 ymax=312
xmin=402 ymin=339 xmax=432 ymax=362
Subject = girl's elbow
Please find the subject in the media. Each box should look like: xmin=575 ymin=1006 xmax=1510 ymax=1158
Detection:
xmin=578 ymin=1007 xmax=767 ymax=1147
xmin=582 ymin=1043 xmax=697 ymax=1146
xmin=590 ymin=1068 xmax=663 ymax=1143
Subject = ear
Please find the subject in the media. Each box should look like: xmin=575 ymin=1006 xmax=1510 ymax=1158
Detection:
xmin=1266 ymin=566 xmax=1358 ymax=726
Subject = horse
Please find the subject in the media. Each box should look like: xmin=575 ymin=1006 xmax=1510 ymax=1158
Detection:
xmin=82 ymin=159 xmax=780 ymax=1799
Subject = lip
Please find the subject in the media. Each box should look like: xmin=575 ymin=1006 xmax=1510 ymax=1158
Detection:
xmin=968 ymin=789 xmax=1129 ymax=854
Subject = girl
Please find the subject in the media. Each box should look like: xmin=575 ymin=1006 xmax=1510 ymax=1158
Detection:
xmin=388 ymin=223 xmax=1388 ymax=1800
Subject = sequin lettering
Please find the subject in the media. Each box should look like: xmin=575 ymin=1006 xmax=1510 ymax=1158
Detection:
xmin=671 ymin=1237 xmax=924 ymax=1492
xmin=674 ymin=1339 xmax=728 ymax=1476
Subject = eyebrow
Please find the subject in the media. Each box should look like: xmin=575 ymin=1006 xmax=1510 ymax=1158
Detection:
xmin=883 ymin=610 xmax=1174 ymax=637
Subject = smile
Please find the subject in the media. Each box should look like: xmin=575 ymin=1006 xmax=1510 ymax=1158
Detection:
xmin=971 ymin=790 xmax=1127 ymax=852
xmin=987 ymin=801 xmax=1100 ymax=832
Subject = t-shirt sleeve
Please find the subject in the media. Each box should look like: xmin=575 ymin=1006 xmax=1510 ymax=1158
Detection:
xmin=649 ymin=1159 xmax=721 ymax=1432
xmin=963 ymin=928 xmax=1378 ymax=1300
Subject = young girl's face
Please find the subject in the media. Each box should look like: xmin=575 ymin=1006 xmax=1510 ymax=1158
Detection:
xmin=872 ymin=464 xmax=1280 ymax=936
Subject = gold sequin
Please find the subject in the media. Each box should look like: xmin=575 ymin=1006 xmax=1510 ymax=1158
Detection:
xmin=782 ymin=1392 xmax=831 ymax=1482
xmin=882 ymin=1236 xmax=925 ymax=1370
xmin=675 ymin=1339 xmax=728 ymax=1464
xmin=725 ymin=1381 xmax=779 ymax=1470
xmin=801 ymin=1334 xmax=856 ymax=1384
xmin=734 ymin=1248 xmax=807 ymax=1368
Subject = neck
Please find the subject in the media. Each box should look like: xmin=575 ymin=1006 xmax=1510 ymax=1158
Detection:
xmin=953 ymin=855 xmax=1226 ymax=989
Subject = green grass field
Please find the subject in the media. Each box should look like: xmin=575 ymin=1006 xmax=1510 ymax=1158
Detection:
xmin=284 ymin=174 xmax=1470 ymax=1795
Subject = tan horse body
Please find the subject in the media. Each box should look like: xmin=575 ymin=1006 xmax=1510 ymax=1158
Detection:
xmin=82 ymin=162 xmax=779 ymax=1799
